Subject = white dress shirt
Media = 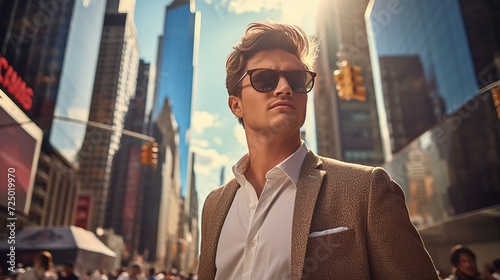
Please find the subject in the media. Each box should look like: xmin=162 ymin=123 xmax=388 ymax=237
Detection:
xmin=215 ymin=142 xmax=308 ymax=280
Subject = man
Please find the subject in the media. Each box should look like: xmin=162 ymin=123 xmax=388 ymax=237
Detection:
xmin=198 ymin=21 xmax=438 ymax=279
xmin=444 ymin=245 xmax=482 ymax=280
xmin=118 ymin=263 xmax=145 ymax=280
xmin=58 ymin=262 xmax=79 ymax=280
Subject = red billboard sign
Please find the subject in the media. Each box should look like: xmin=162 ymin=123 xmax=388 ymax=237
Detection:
xmin=0 ymin=54 xmax=33 ymax=110
xmin=0 ymin=90 xmax=42 ymax=214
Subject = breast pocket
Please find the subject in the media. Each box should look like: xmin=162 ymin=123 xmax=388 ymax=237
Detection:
xmin=302 ymin=229 xmax=361 ymax=279
xmin=305 ymin=228 xmax=355 ymax=260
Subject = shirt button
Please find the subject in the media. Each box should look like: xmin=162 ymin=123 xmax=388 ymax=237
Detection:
xmin=250 ymin=240 xmax=257 ymax=247
xmin=250 ymin=203 xmax=256 ymax=209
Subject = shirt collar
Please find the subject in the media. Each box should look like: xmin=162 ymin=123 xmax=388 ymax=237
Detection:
xmin=232 ymin=141 xmax=308 ymax=185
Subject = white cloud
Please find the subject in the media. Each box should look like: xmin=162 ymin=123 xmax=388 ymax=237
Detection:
xmin=205 ymin=0 xmax=319 ymax=35
xmin=233 ymin=124 xmax=247 ymax=146
xmin=191 ymin=138 xmax=210 ymax=148
xmin=192 ymin=147 xmax=229 ymax=176
xmin=207 ymin=0 xmax=281 ymax=15
xmin=228 ymin=0 xmax=281 ymax=14
xmin=191 ymin=111 xmax=220 ymax=134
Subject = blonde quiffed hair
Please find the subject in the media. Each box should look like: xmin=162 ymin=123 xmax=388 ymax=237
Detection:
xmin=225 ymin=21 xmax=319 ymax=97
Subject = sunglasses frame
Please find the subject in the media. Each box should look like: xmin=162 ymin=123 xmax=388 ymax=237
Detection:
xmin=236 ymin=68 xmax=317 ymax=94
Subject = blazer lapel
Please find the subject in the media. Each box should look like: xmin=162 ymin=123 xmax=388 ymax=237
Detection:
xmin=203 ymin=179 xmax=240 ymax=278
xmin=211 ymin=179 xmax=240 ymax=243
xmin=291 ymin=151 xmax=325 ymax=280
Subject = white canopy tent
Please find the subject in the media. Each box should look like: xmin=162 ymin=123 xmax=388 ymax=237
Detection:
xmin=0 ymin=226 xmax=116 ymax=274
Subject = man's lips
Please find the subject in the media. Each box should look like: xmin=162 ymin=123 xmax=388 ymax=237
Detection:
xmin=270 ymin=101 xmax=295 ymax=109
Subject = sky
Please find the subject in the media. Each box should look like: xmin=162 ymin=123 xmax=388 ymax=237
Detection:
xmin=134 ymin=0 xmax=321 ymax=210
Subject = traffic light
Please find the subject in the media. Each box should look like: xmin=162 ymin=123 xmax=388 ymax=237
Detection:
xmin=333 ymin=60 xmax=366 ymax=101
xmin=140 ymin=141 xmax=159 ymax=167
xmin=351 ymin=65 xmax=366 ymax=101
xmin=492 ymin=87 xmax=500 ymax=120
xmin=140 ymin=142 xmax=152 ymax=165
xmin=333 ymin=60 xmax=353 ymax=99
xmin=150 ymin=141 xmax=159 ymax=167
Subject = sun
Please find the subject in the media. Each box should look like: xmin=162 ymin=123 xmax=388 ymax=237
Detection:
xmin=279 ymin=0 xmax=322 ymax=35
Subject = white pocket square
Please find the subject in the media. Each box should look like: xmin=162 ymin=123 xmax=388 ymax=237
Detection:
xmin=309 ymin=226 xmax=349 ymax=238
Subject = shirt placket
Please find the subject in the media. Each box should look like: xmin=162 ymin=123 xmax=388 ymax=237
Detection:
xmin=241 ymin=178 xmax=271 ymax=280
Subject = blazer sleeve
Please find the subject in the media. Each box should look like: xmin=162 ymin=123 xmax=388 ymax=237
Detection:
xmin=367 ymin=167 xmax=439 ymax=280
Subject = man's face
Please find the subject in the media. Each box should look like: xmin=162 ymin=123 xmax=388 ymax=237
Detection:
xmin=456 ymin=253 xmax=477 ymax=277
xmin=63 ymin=265 xmax=73 ymax=275
xmin=229 ymin=49 xmax=308 ymax=139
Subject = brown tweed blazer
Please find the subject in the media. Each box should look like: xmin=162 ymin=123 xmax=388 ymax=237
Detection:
xmin=198 ymin=151 xmax=438 ymax=280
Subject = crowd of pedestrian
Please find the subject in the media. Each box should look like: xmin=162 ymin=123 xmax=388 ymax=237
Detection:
xmin=0 ymin=246 xmax=498 ymax=279
xmin=1 ymin=252 xmax=197 ymax=280
xmin=436 ymin=245 xmax=500 ymax=280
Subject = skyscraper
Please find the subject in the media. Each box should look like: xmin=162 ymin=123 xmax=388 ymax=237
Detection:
xmin=154 ymin=0 xmax=200 ymax=194
xmin=140 ymin=98 xmax=182 ymax=266
xmin=378 ymin=56 xmax=443 ymax=154
xmin=314 ymin=0 xmax=385 ymax=165
xmin=366 ymin=0 xmax=477 ymax=160
xmin=79 ymin=0 xmax=139 ymax=231
xmin=0 ymin=0 xmax=106 ymax=232
xmin=366 ymin=0 xmax=500 ymax=271
xmin=105 ymin=60 xmax=153 ymax=260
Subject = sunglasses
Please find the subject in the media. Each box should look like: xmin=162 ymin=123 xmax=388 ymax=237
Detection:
xmin=236 ymin=68 xmax=317 ymax=94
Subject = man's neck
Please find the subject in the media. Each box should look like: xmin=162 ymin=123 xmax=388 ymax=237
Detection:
xmin=244 ymin=132 xmax=302 ymax=197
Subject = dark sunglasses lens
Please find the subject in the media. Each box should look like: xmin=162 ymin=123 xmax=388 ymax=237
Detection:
xmin=250 ymin=69 xmax=279 ymax=92
xmin=286 ymin=71 xmax=313 ymax=93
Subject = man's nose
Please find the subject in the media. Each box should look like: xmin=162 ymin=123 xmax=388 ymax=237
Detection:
xmin=274 ymin=76 xmax=292 ymax=96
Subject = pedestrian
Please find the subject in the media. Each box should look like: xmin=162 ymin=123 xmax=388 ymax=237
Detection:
xmin=16 ymin=251 xmax=58 ymax=280
xmin=57 ymin=262 xmax=79 ymax=280
xmin=197 ymin=21 xmax=438 ymax=279
xmin=444 ymin=245 xmax=483 ymax=280
xmin=146 ymin=268 xmax=155 ymax=280
xmin=118 ymin=263 xmax=145 ymax=280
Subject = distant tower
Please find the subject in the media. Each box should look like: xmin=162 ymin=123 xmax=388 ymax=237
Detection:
xmin=153 ymin=0 xmax=200 ymax=196
xmin=314 ymin=0 xmax=384 ymax=165
xmin=79 ymin=0 xmax=140 ymax=231
xmin=105 ymin=60 xmax=153 ymax=260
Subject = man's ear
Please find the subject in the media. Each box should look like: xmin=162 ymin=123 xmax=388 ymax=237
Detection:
xmin=228 ymin=95 xmax=243 ymax=118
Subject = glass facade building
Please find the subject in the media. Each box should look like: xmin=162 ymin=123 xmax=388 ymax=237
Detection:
xmin=367 ymin=0 xmax=478 ymax=159
xmin=0 ymin=0 xmax=106 ymax=239
xmin=367 ymin=0 xmax=500 ymax=271
xmin=368 ymin=0 xmax=477 ymax=113
xmin=154 ymin=0 xmax=200 ymax=194
xmin=50 ymin=1 xmax=107 ymax=162
xmin=382 ymin=92 xmax=500 ymax=270
xmin=0 ymin=0 xmax=106 ymax=162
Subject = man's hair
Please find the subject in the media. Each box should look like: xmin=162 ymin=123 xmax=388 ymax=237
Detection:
xmin=226 ymin=21 xmax=318 ymax=97
xmin=450 ymin=245 xmax=476 ymax=266
xmin=129 ymin=262 xmax=141 ymax=270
